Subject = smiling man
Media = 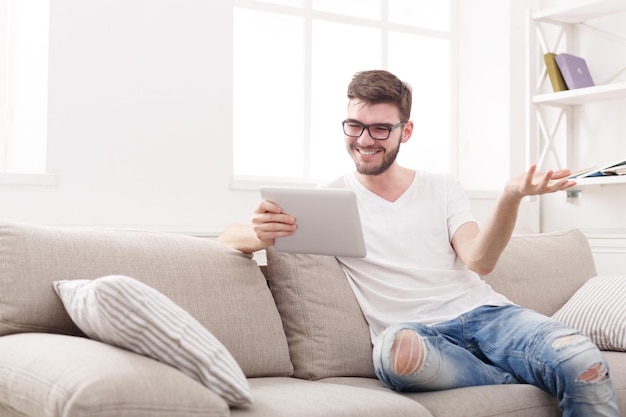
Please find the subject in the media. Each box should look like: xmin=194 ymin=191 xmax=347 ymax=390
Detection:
xmin=218 ymin=70 xmax=619 ymax=416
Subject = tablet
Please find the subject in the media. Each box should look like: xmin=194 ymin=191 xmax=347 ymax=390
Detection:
xmin=260 ymin=186 xmax=367 ymax=258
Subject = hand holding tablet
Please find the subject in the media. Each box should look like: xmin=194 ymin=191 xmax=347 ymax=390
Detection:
xmin=260 ymin=187 xmax=367 ymax=258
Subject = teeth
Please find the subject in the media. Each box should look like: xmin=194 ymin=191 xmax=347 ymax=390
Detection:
xmin=359 ymin=149 xmax=377 ymax=156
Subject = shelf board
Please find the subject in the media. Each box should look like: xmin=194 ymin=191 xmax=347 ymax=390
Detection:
xmin=533 ymin=81 xmax=626 ymax=106
xmin=571 ymin=175 xmax=626 ymax=187
xmin=533 ymin=0 xmax=626 ymax=24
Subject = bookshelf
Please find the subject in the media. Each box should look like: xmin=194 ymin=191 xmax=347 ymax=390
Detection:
xmin=572 ymin=175 xmax=626 ymax=187
xmin=532 ymin=80 xmax=626 ymax=106
xmin=526 ymin=0 xmax=626 ymax=188
xmin=532 ymin=0 xmax=626 ymax=23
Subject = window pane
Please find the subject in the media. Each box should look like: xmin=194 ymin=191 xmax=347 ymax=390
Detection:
xmin=310 ymin=20 xmax=381 ymax=180
xmin=388 ymin=0 xmax=449 ymax=31
xmin=312 ymin=0 xmax=381 ymax=20
xmin=0 ymin=1 xmax=7 ymax=169
xmin=388 ymin=31 xmax=450 ymax=173
xmin=6 ymin=0 xmax=50 ymax=173
xmin=233 ymin=8 xmax=304 ymax=177
xmin=232 ymin=2 xmax=454 ymax=184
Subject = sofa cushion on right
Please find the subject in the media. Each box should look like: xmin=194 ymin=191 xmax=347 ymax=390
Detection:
xmin=552 ymin=275 xmax=626 ymax=351
xmin=265 ymin=248 xmax=375 ymax=380
xmin=0 ymin=220 xmax=292 ymax=378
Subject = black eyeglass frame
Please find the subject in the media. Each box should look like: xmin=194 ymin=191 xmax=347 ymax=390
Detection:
xmin=342 ymin=120 xmax=406 ymax=140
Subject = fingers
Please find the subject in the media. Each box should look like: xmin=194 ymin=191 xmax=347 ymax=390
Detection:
xmin=540 ymin=170 xmax=554 ymax=189
xmin=513 ymin=165 xmax=576 ymax=197
xmin=252 ymin=200 xmax=297 ymax=244
xmin=551 ymin=178 xmax=577 ymax=191
xmin=529 ymin=166 xmax=576 ymax=194
xmin=523 ymin=164 xmax=537 ymax=187
xmin=550 ymin=168 xmax=572 ymax=179
xmin=253 ymin=200 xmax=282 ymax=215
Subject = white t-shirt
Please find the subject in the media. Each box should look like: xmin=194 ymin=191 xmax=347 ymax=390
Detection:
xmin=325 ymin=172 xmax=512 ymax=343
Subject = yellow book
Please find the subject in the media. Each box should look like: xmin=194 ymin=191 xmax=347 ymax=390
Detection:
xmin=544 ymin=53 xmax=568 ymax=92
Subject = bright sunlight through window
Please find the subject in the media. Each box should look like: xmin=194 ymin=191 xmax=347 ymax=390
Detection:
xmin=233 ymin=0 xmax=453 ymax=186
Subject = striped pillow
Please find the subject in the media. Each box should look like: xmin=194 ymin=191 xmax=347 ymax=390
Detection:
xmin=552 ymin=275 xmax=626 ymax=351
xmin=53 ymin=275 xmax=253 ymax=406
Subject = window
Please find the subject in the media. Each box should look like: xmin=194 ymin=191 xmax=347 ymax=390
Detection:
xmin=0 ymin=0 xmax=53 ymax=184
xmin=233 ymin=0 xmax=455 ymax=187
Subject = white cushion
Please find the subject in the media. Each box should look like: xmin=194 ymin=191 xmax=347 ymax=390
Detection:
xmin=552 ymin=275 xmax=626 ymax=351
xmin=53 ymin=275 xmax=253 ymax=406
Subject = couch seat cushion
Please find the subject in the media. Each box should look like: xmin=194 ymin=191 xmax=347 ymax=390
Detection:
xmin=320 ymin=377 xmax=561 ymax=417
xmin=0 ymin=333 xmax=230 ymax=417
xmin=231 ymin=377 xmax=433 ymax=417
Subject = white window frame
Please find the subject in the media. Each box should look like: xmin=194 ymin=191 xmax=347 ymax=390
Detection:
xmin=0 ymin=0 xmax=55 ymax=186
xmin=232 ymin=0 xmax=458 ymax=190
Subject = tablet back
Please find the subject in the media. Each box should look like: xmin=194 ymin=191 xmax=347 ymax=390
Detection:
xmin=260 ymin=186 xmax=366 ymax=258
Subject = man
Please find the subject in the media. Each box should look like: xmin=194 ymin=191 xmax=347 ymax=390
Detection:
xmin=218 ymin=70 xmax=619 ymax=416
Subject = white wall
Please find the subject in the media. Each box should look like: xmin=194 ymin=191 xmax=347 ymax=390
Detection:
xmin=0 ymin=0 xmax=516 ymax=235
xmin=458 ymin=0 xmax=540 ymax=234
xmin=0 ymin=0 xmax=623 ymax=273
xmin=0 ymin=0 xmax=259 ymax=235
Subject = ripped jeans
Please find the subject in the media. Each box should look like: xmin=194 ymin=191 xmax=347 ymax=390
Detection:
xmin=373 ymin=305 xmax=619 ymax=417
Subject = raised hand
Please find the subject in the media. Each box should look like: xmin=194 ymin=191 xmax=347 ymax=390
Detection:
xmin=506 ymin=165 xmax=576 ymax=199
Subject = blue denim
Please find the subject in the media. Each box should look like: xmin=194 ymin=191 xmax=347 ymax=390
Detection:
xmin=373 ymin=305 xmax=619 ymax=417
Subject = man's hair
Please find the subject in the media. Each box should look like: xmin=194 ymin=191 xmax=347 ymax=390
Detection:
xmin=347 ymin=70 xmax=412 ymax=122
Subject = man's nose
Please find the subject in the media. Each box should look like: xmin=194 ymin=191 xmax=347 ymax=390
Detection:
xmin=357 ymin=129 xmax=377 ymax=145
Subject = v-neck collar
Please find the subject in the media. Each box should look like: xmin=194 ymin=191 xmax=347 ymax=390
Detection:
xmin=347 ymin=171 xmax=417 ymax=206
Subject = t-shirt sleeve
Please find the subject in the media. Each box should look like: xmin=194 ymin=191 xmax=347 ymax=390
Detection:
xmin=446 ymin=175 xmax=476 ymax=239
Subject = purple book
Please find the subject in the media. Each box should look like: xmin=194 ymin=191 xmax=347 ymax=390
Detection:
xmin=555 ymin=53 xmax=595 ymax=89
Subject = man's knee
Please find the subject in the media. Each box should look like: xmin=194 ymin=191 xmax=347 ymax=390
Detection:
xmin=391 ymin=329 xmax=427 ymax=376
xmin=552 ymin=333 xmax=611 ymax=384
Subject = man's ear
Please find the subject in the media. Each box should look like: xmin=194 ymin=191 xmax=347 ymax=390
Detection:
xmin=401 ymin=121 xmax=414 ymax=143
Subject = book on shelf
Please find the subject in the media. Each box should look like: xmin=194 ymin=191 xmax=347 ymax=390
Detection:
xmin=555 ymin=53 xmax=595 ymax=89
xmin=544 ymin=53 xmax=568 ymax=92
xmin=568 ymin=160 xmax=626 ymax=179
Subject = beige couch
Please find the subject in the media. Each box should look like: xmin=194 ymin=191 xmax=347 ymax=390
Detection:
xmin=0 ymin=220 xmax=623 ymax=417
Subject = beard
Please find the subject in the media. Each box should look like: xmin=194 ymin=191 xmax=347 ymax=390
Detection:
xmin=349 ymin=140 xmax=401 ymax=176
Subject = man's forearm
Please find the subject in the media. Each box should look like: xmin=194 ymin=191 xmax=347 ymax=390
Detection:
xmin=217 ymin=223 xmax=268 ymax=254
xmin=471 ymin=192 xmax=523 ymax=274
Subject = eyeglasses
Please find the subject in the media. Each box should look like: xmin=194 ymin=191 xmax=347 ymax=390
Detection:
xmin=342 ymin=120 xmax=406 ymax=140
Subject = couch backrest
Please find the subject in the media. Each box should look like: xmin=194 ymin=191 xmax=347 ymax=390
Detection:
xmin=482 ymin=228 xmax=597 ymax=317
xmin=265 ymin=248 xmax=375 ymax=380
xmin=0 ymin=220 xmax=293 ymax=378
xmin=264 ymin=228 xmax=597 ymax=380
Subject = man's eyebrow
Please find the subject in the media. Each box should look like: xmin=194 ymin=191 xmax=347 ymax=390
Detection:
xmin=344 ymin=119 xmax=393 ymax=127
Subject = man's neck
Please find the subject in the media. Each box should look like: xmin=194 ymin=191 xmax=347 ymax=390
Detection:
xmin=355 ymin=165 xmax=415 ymax=203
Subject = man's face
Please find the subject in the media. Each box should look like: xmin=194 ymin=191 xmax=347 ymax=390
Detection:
xmin=345 ymin=100 xmax=408 ymax=176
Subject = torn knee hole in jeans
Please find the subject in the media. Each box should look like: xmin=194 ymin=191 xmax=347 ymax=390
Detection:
xmin=576 ymin=362 xmax=609 ymax=383
xmin=551 ymin=334 xmax=587 ymax=350
xmin=390 ymin=329 xmax=427 ymax=376
xmin=551 ymin=335 xmax=609 ymax=383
